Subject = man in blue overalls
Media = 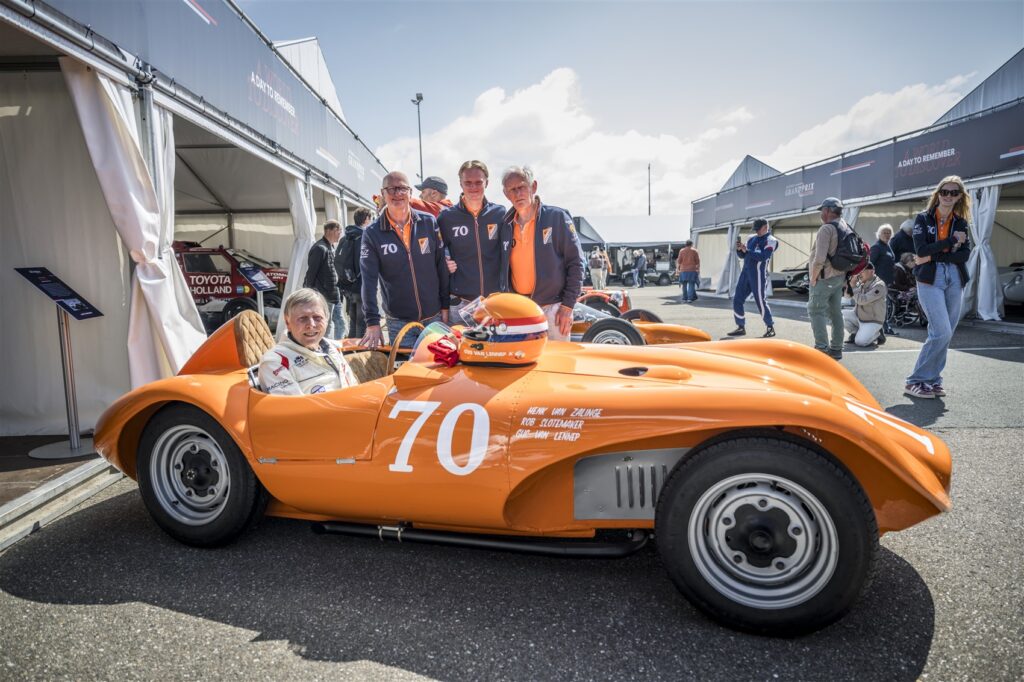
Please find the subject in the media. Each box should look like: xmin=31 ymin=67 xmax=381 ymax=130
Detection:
xmin=727 ymin=219 xmax=777 ymax=338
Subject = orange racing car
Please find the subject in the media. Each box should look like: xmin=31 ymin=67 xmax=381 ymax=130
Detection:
xmin=93 ymin=294 xmax=951 ymax=635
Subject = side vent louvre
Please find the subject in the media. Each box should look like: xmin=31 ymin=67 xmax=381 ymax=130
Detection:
xmin=614 ymin=463 xmax=669 ymax=510
xmin=574 ymin=448 xmax=689 ymax=521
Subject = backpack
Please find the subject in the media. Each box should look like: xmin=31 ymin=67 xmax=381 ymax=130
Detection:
xmin=827 ymin=221 xmax=868 ymax=272
xmin=337 ymin=233 xmax=361 ymax=287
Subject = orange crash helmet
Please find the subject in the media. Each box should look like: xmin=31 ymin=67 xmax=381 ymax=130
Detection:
xmin=459 ymin=293 xmax=548 ymax=366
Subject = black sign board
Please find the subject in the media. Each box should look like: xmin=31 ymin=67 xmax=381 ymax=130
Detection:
xmin=16 ymin=267 xmax=103 ymax=320
xmin=236 ymin=261 xmax=277 ymax=292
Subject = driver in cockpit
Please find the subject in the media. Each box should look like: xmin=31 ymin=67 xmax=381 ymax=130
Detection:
xmin=259 ymin=288 xmax=358 ymax=395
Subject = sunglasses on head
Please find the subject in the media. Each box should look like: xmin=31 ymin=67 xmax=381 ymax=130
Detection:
xmin=938 ymin=188 xmax=961 ymax=197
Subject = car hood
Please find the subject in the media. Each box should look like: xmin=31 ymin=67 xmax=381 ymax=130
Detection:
xmin=536 ymin=338 xmax=871 ymax=406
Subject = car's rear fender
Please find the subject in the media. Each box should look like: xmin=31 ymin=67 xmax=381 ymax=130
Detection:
xmin=93 ymin=372 xmax=253 ymax=479
xmin=503 ymin=390 xmax=949 ymax=535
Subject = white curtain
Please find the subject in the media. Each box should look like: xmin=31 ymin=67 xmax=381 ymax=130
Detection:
xmin=716 ymin=224 xmax=742 ymax=295
xmin=277 ymin=174 xmax=317 ymax=336
xmin=324 ymin=193 xmax=342 ymax=223
xmin=62 ymin=58 xmax=206 ymax=387
xmin=962 ymin=185 xmax=1003 ymax=321
xmin=0 ymin=71 xmax=132 ymax=434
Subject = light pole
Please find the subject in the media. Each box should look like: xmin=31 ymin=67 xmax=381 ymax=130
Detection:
xmin=411 ymin=92 xmax=424 ymax=180
xmin=648 ymin=163 xmax=652 ymax=215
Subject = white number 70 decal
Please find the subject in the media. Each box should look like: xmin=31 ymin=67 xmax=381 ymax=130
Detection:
xmin=387 ymin=400 xmax=491 ymax=476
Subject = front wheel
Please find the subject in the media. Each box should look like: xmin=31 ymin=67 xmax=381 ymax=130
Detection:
xmin=137 ymin=404 xmax=265 ymax=547
xmin=655 ymin=436 xmax=877 ymax=635
xmin=581 ymin=318 xmax=645 ymax=345
xmin=658 ymin=273 xmax=672 ymax=286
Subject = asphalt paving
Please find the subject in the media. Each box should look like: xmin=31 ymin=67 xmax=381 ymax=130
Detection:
xmin=1 ymin=287 xmax=1021 ymax=681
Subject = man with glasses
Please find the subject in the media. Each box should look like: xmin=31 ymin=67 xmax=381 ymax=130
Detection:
xmin=437 ymin=160 xmax=510 ymax=323
xmin=501 ymin=166 xmax=584 ymax=341
xmin=359 ymin=171 xmax=449 ymax=349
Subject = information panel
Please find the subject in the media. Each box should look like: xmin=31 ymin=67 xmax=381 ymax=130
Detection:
xmin=236 ymin=261 xmax=277 ymax=292
xmin=16 ymin=267 xmax=103 ymax=320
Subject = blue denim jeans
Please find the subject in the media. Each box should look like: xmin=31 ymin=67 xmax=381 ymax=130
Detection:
xmin=679 ymin=271 xmax=699 ymax=301
xmin=907 ymin=263 xmax=963 ymax=386
xmin=386 ymin=313 xmax=441 ymax=349
xmin=327 ymin=301 xmax=346 ymax=340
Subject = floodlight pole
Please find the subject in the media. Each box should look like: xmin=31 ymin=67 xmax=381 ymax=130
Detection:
xmin=412 ymin=92 xmax=424 ymax=180
xmin=648 ymin=163 xmax=652 ymax=216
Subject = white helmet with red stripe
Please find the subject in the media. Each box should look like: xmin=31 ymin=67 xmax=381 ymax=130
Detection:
xmin=459 ymin=293 xmax=548 ymax=366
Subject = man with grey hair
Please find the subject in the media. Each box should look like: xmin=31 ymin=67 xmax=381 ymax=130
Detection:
xmin=359 ymin=171 xmax=449 ymax=349
xmin=890 ymin=218 xmax=916 ymax=262
xmin=807 ymin=197 xmax=850 ymax=359
xmin=501 ymin=166 xmax=584 ymax=341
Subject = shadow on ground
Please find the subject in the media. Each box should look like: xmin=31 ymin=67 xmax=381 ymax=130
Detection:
xmin=0 ymin=489 xmax=935 ymax=681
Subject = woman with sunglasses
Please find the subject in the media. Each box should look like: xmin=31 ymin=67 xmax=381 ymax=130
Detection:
xmin=904 ymin=175 xmax=972 ymax=399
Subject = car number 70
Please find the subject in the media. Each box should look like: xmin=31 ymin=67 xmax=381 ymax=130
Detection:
xmin=387 ymin=400 xmax=491 ymax=476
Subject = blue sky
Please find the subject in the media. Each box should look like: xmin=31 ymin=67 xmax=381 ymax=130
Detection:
xmin=238 ymin=0 xmax=1023 ymax=237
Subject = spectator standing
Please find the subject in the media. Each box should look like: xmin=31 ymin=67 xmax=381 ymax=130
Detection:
xmin=359 ymin=171 xmax=450 ymax=349
xmin=302 ymin=219 xmax=343 ymax=339
xmin=633 ymin=249 xmax=647 ymax=288
xmin=870 ymin=223 xmax=897 ymax=335
xmin=676 ymin=239 xmax=700 ymax=302
xmin=337 ymin=207 xmax=372 ymax=339
xmin=842 ymin=262 xmax=887 ymax=347
xmin=726 ymin=219 xmax=777 ymax=337
xmin=890 ymin=219 xmax=916 ymax=262
xmin=588 ymin=247 xmax=612 ymax=290
xmin=411 ymin=175 xmax=453 ymax=217
xmin=904 ymin=175 xmax=972 ymax=399
xmin=502 ymin=165 xmax=584 ymax=342
xmin=807 ymin=197 xmax=850 ymax=360
xmin=437 ymin=160 xmax=509 ymax=323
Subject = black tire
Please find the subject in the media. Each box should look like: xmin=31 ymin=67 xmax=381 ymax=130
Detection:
xmin=581 ymin=318 xmax=645 ymax=345
xmin=655 ymin=436 xmax=878 ymax=636
xmin=222 ymin=296 xmax=258 ymax=324
xmin=621 ymin=308 xmax=663 ymax=323
xmin=622 ymin=272 xmax=636 ymax=287
xmin=262 ymin=292 xmax=283 ymax=310
xmin=137 ymin=404 xmax=266 ymax=547
xmin=658 ymin=273 xmax=672 ymax=286
xmin=579 ymin=297 xmax=621 ymax=317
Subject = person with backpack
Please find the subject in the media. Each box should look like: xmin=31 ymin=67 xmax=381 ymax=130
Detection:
xmin=588 ymin=246 xmax=611 ymax=289
xmin=807 ymin=197 xmax=866 ymax=360
xmin=337 ymin=208 xmax=372 ymax=338
xmin=726 ymin=219 xmax=778 ymax=337
xmin=302 ymin=219 xmax=343 ymax=339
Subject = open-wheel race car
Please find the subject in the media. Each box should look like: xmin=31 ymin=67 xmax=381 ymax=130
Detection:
xmin=571 ymin=302 xmax=710 ymax=345
xmin=94 ymin=295 xmax=951 ymax=635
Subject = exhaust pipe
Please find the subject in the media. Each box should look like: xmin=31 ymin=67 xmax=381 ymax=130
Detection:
xmin=312 ymin=521 xmax=649 ymax=558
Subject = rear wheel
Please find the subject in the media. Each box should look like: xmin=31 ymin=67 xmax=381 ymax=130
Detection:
xmin=621 ymin=308 xmax=663 ymax=323
xmin=579 ymin=297 xmax=621 ymax=317
xmin=221 ymin=296 xmax=258 ymax=324
xmin=655 ymin=436 xmax=877 ymax=635
xmin=138 ymin=404 xmax=265 ymax=547
xmin=262 ymin=291 xmax=283 ymax=310
xmin=658 ymin=273 xmax=672 ymax=286
xmin=581 ymin=318 xmax=645 ymax=345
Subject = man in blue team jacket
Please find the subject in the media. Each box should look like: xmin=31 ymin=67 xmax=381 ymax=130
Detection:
xmin=359 ymin=171 xmax=449 ymax=349
xmin=727 ymin=218 xmax=778 ymax=338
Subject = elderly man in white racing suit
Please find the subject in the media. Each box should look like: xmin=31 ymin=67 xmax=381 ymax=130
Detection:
xmin=259 ymin=288 xmax=358 ymax=395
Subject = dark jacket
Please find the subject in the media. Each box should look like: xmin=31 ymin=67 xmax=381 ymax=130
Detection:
xmin=893 ymin=263 xmax=915 ymax=292
xmin=869 ymin=239 xmax=896 ymax=286
xmin=303 ymin=236 xmax=340 ymax=303
xmin=503 ymin=200 xmax=584 ymax=308
xmin=890 ymin=229 xmax=915 ymax=262
xmin=359 ymin=209 xmax=450 ymax=326
xmin=912 ymin=209 xmax=971 ymax=286
xmin=336 ymin=225 xmax=363 ymax=296
xmin=634 ymin=253 xmax=647 ymax=273
xmin=437 ymin=197 xmax=510 ymax=301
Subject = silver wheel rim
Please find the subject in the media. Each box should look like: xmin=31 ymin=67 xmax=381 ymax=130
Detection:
xmin=149 ymin=424 xmax=230 ymax=526
xmin=687 ymin=473 xmax=838 ymax=610
xmin=591 ymin=329 xmax=633 ymax=344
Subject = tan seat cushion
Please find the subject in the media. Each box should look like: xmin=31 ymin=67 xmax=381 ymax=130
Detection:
xmin=234 ymin=310 xmax=275 ymax=368
xmin=346 ymin=350 xmax=389 ymax=383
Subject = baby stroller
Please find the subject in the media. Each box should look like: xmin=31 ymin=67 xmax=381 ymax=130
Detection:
xmin=887 ymin=287 xmax=927 ymax=328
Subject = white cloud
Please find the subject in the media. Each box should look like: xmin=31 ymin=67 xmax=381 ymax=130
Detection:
xmin=763 ymin=75 xmax=972 ymax=171
xmin=375 ymin=69 xmax=971 ymax=241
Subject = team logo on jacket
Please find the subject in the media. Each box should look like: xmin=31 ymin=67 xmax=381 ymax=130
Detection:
xmin=293 ymin=355 xmax=307 ymax=367
xmin=419 ymin=237 xmax=430 ymax=254
xmin=487 ymin=224 xmax=498 ymax=240
xmin=542 ymin=227 xmax=552 ymax=244
xmin=310 ymin=384 xmax=326 ymax=394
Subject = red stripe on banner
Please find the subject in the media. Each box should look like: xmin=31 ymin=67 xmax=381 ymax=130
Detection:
xmin=185 ymin=0 xmax=218 ymax=25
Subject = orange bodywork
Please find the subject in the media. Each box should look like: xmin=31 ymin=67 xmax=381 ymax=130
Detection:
xmin=94 ymin=325 xmax=951 ymax=540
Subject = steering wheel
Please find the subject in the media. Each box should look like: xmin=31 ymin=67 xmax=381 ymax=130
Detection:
xmin=386 ymin=321 xmax=425 ymax=375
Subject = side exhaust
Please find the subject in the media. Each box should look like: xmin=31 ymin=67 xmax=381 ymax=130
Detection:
xmin=312 ymin=522 xmax=649 ymax=558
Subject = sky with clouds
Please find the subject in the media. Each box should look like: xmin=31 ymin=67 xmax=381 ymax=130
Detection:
xmin=238 ymin=0 xmax=1022 ymax=240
